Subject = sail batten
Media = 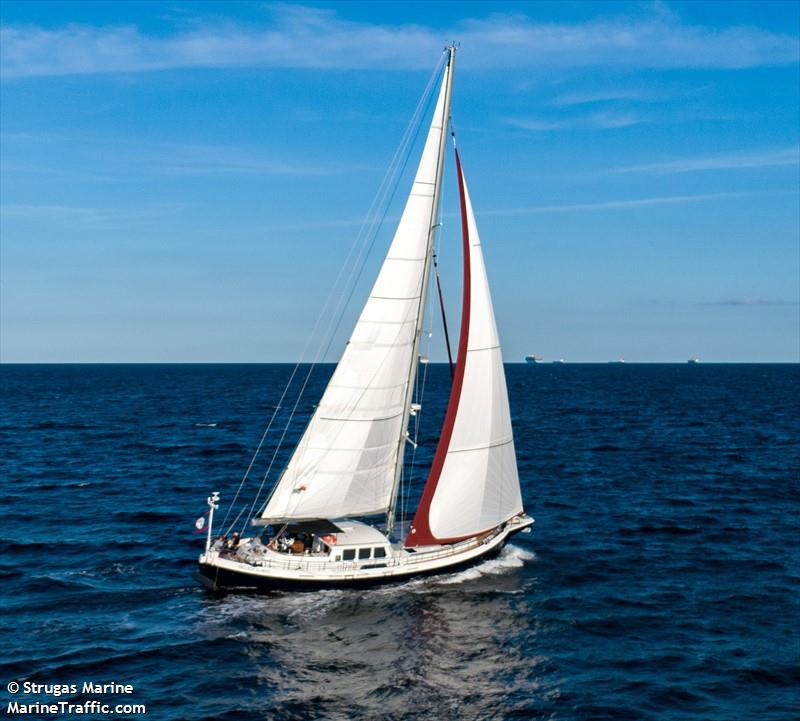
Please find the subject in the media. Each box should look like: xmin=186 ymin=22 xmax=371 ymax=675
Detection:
xmin=445 ymin=436 xmax=515 ymax=454
xmin=261 ymin=54 xmax=454 ymax=524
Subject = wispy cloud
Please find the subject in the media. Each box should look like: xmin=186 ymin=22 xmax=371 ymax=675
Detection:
xmin=0 ymin=162 xmax=122 ymax=182
xmin=0 ymin=134 xmax=353 ymax=178
xmin=607 ymin=147 xmax=800 ymax=174
xmin=1 ymin=4 xmax=797 ymax=79
xmin=121 ymin=140 xmax=347 ymax=176
xmin=0 ymin=202 xmax=190 ymax=225
xmin=549 ymin=89 xmax=661 ymax=106
xmin=476 ymin=191 xmax=753 ymax=217
xmin=1 ymin=204 xmax=110 ymax=221
xmin=277 ymin=190 xmax=779 ymax=228
xmin=271 ymin=215 xmax=387 ymax=231
xmin=505 ymin=111 xmax=647 ymax=131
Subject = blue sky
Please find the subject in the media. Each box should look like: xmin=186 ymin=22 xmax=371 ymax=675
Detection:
xmin=1 ymin=1 xmax=798 ymax=362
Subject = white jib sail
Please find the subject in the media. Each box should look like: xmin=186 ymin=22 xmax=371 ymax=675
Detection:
xmin=261 ymin=65 xmax=452 ymax=522
xmin=427 ymin=169 xmax=523 ymax=538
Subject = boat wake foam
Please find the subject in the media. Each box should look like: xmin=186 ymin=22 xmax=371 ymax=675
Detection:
xmin=436 ymin=544 xmax=536 ymax=585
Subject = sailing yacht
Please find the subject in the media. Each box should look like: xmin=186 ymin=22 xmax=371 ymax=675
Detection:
xmin=197 ymin=47 xmax=533 ymax=591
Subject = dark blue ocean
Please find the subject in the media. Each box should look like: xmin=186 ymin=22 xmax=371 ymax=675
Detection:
xmin=1 ymin=363 xmax=798 ymax=720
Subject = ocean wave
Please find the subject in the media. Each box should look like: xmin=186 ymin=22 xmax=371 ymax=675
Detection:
xmin=2 ymin=362 xmax=798 ymax=720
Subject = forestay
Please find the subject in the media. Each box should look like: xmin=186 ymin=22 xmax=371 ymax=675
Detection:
xmin=261 ymin=62 xmax=452 ymax=522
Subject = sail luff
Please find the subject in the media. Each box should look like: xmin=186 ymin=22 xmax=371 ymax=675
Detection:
xmin=385 ymin=46 xmax=456 ymax=535
xmin=405 ymin=146 xmax=472 ymax=546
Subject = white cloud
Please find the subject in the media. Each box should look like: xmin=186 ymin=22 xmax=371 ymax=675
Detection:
xmin=505 ymin=111 xmax=647 ymax=131
xmin=476 ymin=191 xmax=754 ymax=216
xmin=0 ymin=134 xmax=354 ymax=177
xmin=119 ymin=140 xmax=349 ymax=176
xmin=549 ymin=89 xmax=661 ymax=106
xmin=1 ymin=4 xmax=798 ymax=79
xmin=223 ymin=191 xmax=758 ymax=233
xmin=0 ymin=202 xmax=190 ymax=225
xmin=607 ymin=147 xmax=800 ymax=174
xmin=281 ymin=191 xmax=765 ymax=228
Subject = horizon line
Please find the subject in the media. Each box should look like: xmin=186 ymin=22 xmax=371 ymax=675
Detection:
xmin=1 ymin=360 xmax=798 ymax=366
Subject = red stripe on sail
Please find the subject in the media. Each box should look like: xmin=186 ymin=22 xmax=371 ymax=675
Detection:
xmin=405 ymin=148 xmax=472 ymax=547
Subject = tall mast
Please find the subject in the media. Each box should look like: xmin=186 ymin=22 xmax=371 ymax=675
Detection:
xmin=386 ymin=46 xmax=456 ymax=536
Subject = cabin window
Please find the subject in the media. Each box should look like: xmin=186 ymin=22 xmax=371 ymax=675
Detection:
xmin=374 ymin=547 xmax=386 ymax=558
xmin=342 ymin=549 xmax=355 ymax=561
xmin=358 ymin=548 xmax=371 ymax=560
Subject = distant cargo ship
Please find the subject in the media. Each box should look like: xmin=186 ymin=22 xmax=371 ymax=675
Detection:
xmin=525 ymin=354 xmax=544 ymax=364
xmin=552 ymin=359 xmax=565 ymax=364
xmin=688 ymin=358 xmax=700 ymax=364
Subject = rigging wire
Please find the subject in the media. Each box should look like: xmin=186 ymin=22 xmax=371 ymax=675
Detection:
xmin=224 ymin=54 xmax=447 ymax=534
xmin=434 ymin=253 xmax=454 ymax=378
xmin=241 ymin=60 xmax=444 ymax=532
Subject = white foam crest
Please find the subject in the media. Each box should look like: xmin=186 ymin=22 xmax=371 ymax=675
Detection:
xmin=507 ymin=545 xmax=537 ymax=562
xmin=437 ymin=544 xmax=535 ymax=585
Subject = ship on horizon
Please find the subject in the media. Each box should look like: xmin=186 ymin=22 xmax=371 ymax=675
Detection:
xmin=525 ymin=354 xmax=544 ymax=364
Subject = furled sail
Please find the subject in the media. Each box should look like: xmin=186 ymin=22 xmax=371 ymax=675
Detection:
xmin=261 ymin=59 xmax=453 ymax=522
xmin=407 ymin=150 xmax=523 ymax=545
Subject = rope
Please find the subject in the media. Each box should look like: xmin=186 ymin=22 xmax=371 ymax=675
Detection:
xmin=434 ymin=254 xmax=454 ymax=378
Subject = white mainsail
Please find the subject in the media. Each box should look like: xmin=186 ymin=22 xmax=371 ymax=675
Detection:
xmin=261 ymin=57 xmax=454 ymax=522
xmin=408 ymin=152 xmax=523 ymax=544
